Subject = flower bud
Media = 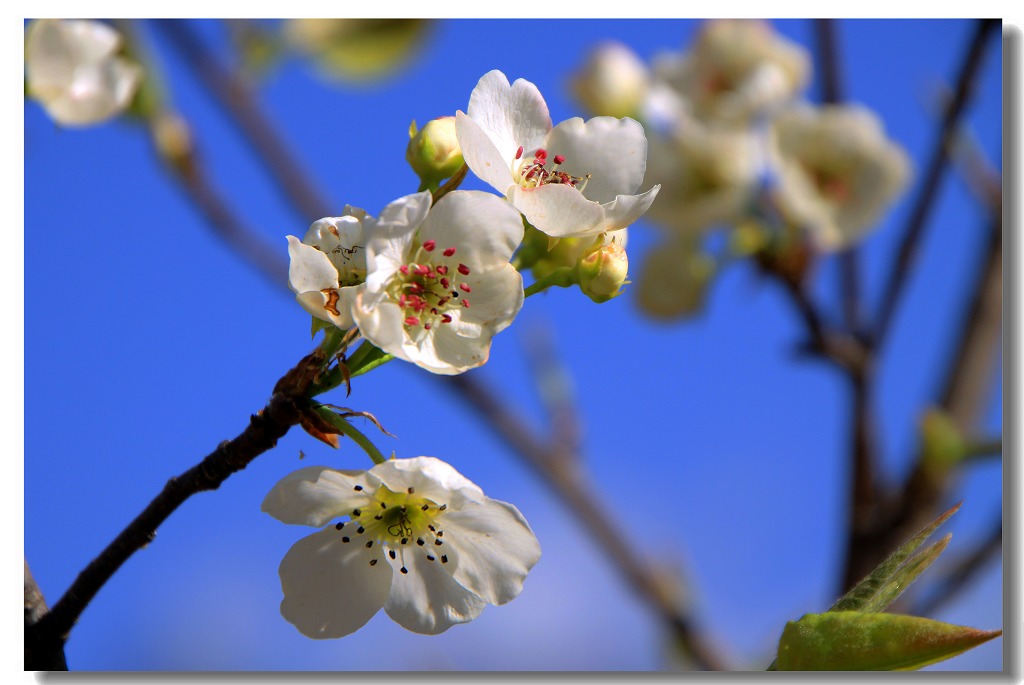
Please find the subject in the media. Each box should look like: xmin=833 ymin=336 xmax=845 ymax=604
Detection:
xmin=406 ymin=116 xmax=464 ymax=190
xmin=572 ymin=42 xmax=649 ymax=119
xmin=637 ymin=240 xmax=715 ymax=319
xmin=576 ymin=237 xmax=629 ymax=304
xmin=919 ymin=408 xmax=967 ymax=475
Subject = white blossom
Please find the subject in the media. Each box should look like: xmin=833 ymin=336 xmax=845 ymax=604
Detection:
xmin=353 ymin=190 xmax=524 ymax=375
xmin=24 ymin=19 xmax=141 ymax=127
xmin=456 ymin=70 xmax=660 ymax=239
xmin=287 ymin=207 xmax=370 ymax=330
xmin=262 ymin=457 xmax=542 ymax=638
xmin=769 ymin=104 xmax=911 ymax=250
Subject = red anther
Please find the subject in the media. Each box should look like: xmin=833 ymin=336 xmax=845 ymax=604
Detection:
xmin=408 ymin=283 xmax=424 ymax=295
xmin=440 ymin=278 xmax=450 ymax=289
xmin=404 ymin=316 xmax=420 ymax=326
xmin=435 ymin=264 xmax=448 ymax=275
xmin=525 ymin=169 xmax=536 ymax=180
xmin=458 ymin=264 xmax=471 ymax=275
xmin=461 ymin=300 xmax=471 ymax=308
xmin=414 ymin=264 xmax=431 ymax=276
xmin=398 ymin=294 xmax=408 ymax=307
xmin=515 ymin=145 xmax=524 ymax=160
xmin=399 ymin=264 xmax=409 ymax=275
xmin=443 ymin=247 xmax=456 ymax=257
xmin=459 ymin=283 xmax=472 ymax=293
xmin=553 ymin=154 xmax=565 ymax=165
xmin=441 ymin=314 xmax=453 ymax=323
xmin=535 ymin=148 xmax=547 ymax=161
xmin=422 ymin=240 xmax=436 ymax=252
xmin=424 ymin=323 xmax=432 ymax=330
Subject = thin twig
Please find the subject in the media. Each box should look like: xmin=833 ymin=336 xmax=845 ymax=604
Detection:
xmin=874 ymin=19 xmax=998 ymax=346
xmin=25 ymin=341 xmax=346 ymax=670
xmin=814 ymin=19 xmax=861 ymax=333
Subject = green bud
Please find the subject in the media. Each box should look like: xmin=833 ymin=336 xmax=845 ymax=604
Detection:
xmin=919 ymin=408 xmax=967 ymax=474
xmin=576 ymin=237 xmax=629 ymax=304
xmin=406 ymin=116 xmax=464 ymax=191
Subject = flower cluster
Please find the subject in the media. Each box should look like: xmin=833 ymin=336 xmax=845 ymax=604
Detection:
xmin=572 ymin=19 xmax=911 ymax=319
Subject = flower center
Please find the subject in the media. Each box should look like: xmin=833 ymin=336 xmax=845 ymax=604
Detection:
xmin=334 ymin=484 xmax=451 ymax=574
xmin=512 ymin=146 xmax=591 ymax=192
xmin=384 ymin=241 xmax=473 ymax=340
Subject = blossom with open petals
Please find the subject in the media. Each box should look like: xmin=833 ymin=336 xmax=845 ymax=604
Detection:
xmin=353 ymin=190 xmax=524 ymax=375
xmin=653 ymin=20 xmax=810 ymax=127
xmin=456 ymin=70 xmax=660 ymax=239
xmin=287 ymin=207 xmax=370 ymax=330
xmin=262 ymin=457 xmax=542 ymax=638
xmin=769 ymin=104 xmax=911 ymax=250
xmin=25 ymin=19 xmax=141 ymax=127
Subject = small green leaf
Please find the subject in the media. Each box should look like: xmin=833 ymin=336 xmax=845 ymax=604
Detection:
xmin=346 ymin=342 xmax=393 ymax=378
xmin=920 ymin=407 xmax=967 ymax=473
xmin=310 ymin=316 xmax=332 ymax=339
xmin=831 ymin=502 xmax=961 ymax=613
xmin=776 ymin=612 xmax=1001 ymax=671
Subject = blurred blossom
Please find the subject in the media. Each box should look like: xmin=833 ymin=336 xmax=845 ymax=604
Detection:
xmin=456 ymin=70 xmax=660 ymax=239
xmin=653 ymin=19 xmax=810 ymax=127
xmin=287 ymin=207 xmax=371 ymax=330
xmin=284 ymin=19 xmax=429 ymax=82
xmin=353 ymin=190 xmax=524 ymax=375
xmin=636 ymin=236 xmax=716 ymax=319
xmin=262 ymin=457 xmax=541 ymax=638
xmin=571 ymin=41 xmax=650 ymax=120
xmin=406 ymin=116 xmax=465 ymax=191
xmin=24 ymin=19 xmax=141 ymax=127
xmin=644 ymin=123 xmax=764 ymax=235
xmin=769 ymin=104 xmax=911 ymax=250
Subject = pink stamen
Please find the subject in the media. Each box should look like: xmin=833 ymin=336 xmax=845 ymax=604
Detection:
xmin=436 ymin=265 xmax=449 ymax=275
xmin=461 ymin=300 xmax=470 ymax=308
xmin=553 ymin=154 xmax=565 ymax=165
xmin=422 ymin=240 xmax=436 ymax=252
xmin=535 ymin=148 xmax=547 ymax=161
xmin=405 ymin=316 xmax=420 ymax=326
xmin=515 ymin=145 xmax=524 ymax=160
xmin=459 ymin=283 xmax=472 ymax=293
xmin=414 ymin=264 xmax=431 ymax=276
xmin=458 ymin=264 xmax=471 ymax=276
xmin=441 ymin=314 xmax=452 ymax=324
xmin=399 ymin=265 xmax=409 ymax=275
xmin=440 ymin=278 xmax=450 ymax=289
xmin=443 ymin=247 xmax=456 ymax=257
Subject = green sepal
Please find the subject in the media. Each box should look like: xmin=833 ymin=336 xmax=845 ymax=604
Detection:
xmin=309 ymin=403 xmax=389 ymax=466
xmin=776 ymin=612 xmax=1001 ymax=671
xmin=831 ymin=503 xmax=961 ymax=613
xmin=346 ymin=342 xmax=394 ymax=378
xmin=310 ymin=316 xmax=332 ymax=339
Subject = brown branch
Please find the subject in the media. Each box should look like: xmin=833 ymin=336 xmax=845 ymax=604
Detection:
xmin=441 ymin=373 xmax=727 ymax=671
xmin=157 ymin=19 xmax=334 ymax=221
xmin=814 ymin=18 xmax=861 ymax=334
xmin=25 ymin=342 xmax=344 ymax=670
xmin=874 ymin=18 xmax=998 ymax=347
xmin=25 ymin=560 xmax=67 ymax=670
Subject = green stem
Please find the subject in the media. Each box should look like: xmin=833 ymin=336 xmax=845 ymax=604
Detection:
xmin=524 ymin=267 xmax=577 ymax=298
xmin=313 ymin=406 xmax=388 ymax=465
xmin=964 ymin=437 xmax=1001 ymax=460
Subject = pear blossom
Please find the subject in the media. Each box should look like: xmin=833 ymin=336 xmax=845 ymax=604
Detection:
xmin=572 ymin=42 xmax=650 ymax=120
xmin=644 ymin=122 xmax=765 ymax=235
xmin=653 ymin=20 xmax=810 ymax=127
xmin=455 ymin=70 xmax=660 ymax=239
xmin=353 ymin=190 xmax=524 ymax=375
xmin=262 ymin=457 xmax=542 ymax=638
xmin=287 ymin=207 xmax=370 ymax=330
xmin=24 ymin=19 xmax=142 ymax=127
xmin=637 ymin=236 xmax=716 ymax=319
xmin=769 ymin=104 xmax=911 ymax=250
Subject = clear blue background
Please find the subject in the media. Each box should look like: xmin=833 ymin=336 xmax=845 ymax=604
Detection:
xmin=23 ymin=19 xmax=1003 ymax=670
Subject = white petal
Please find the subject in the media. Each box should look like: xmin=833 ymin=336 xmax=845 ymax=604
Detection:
xmin=351 ymin=296 xmax=411 ymax=360
xmin=419 ymin=190 xmax=524 ymax=269
xmin=509 ymin=184 xmax=606 ymax=238
xmin=456 ymin=264 xmax=523 ymax=334
xmin=371 ymin=457 xmax=486 ymax=509
xmin=374 ymin=190 xmax=432 ymax=236
xmin=455 ymin=111 xmax=516 ymax=194
xmin=599 ymin=185 xmax=661 ymax=232
xmin=465 ymin=70 xmax=550 ymax=163
xmin=278 ymin=527 xmax=392 ymax=639
xmin=417 ymin=324 xmax=494 ymax=375
xmin=383 ymin=550 xmax=486 ymax=635
xmin=287 ymin=236 xmax=339 ymax=294
xmin=262 ymin=466 xmax=377 ymax=527
xmin=543 ymin=116 xmax=649 ymax=203
xmin=439 ymin=499 xmax=542 ymax=606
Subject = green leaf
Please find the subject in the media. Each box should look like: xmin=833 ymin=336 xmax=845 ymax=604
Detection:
xmin=346 ymin=342 xmax=394 ymax=378
xmin=831 ymin=502 xmax=961 ymax=613
xmin=776 ymin=612 xmax=1001 ymax=671
xmin=310 ymin=316 xmax=332 ymax=339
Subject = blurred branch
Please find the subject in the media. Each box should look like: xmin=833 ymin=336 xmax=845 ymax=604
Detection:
xmin=814 ymin=18 xmax=861 ymax=333
xmin=157 ymin=19 xmax=334 ymax=221
xmin=443 ymin=373 xmax=727 ymax=671
xmin=521 ymin=321 xmax=582 ymax=457
xmin=874 ymin=18 xmax=998 ymax=347
xmin=25 ymin=339 xmax=348 ymax=670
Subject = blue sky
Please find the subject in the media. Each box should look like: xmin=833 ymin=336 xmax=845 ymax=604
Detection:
xmin=22 ymin=19 xmax=1003 ymax=670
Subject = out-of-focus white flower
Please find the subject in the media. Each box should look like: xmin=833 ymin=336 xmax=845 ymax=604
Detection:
xmin=653 ymin=20 xmax=810 ymax=127
xmin=353 ymin=190 xmax=524 ymax=375
xmin=262 ymin=457 xmax=541 ymax=638
xmin=644 ymin=122 xmax=764 ymax=235
xmin=572 ymin=41 xmax=650 ymax=119
xmin=287 ymin=207 xmax=371 ymax=330
xmin=456 ymin=70 xmax=660 ymax=239
xmin=284 ymin=19 xmax=429 ymax=82
xmin=636 ymin=236 xmax=716 ymax=319
xmin=24 ymin=19 xmax=141 ymax=127
xmin=769 ymin=104 xmax=911 ymax=250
